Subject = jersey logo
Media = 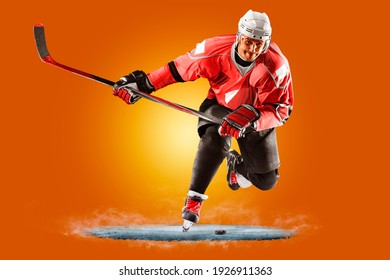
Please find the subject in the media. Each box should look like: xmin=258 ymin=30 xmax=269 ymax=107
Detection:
xmin=225 ymin=90 xmax=239 ymax=104
xmin=194 ymin=40 xmax=206 ymax=55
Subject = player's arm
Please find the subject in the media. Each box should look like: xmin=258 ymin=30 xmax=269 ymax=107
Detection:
xmin=254 ymin=77 xmax=294 ymax=130
xmin=147 ymin=46 xmax=207 ymax=91
xmin=133 ymin=39 xmax=213 ymax=96
xmin=219 ymin=73 xmax=293 ymax=138
xmin=113 ymin=54 xmax=201 ymax=104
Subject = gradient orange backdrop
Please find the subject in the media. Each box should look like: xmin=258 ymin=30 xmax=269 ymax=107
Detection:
xmin=1 ymin=0 xmax=389 ymax=259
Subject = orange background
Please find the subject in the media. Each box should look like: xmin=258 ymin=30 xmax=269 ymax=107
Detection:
xmin=1 ymin=0 xmax=389 ymax=259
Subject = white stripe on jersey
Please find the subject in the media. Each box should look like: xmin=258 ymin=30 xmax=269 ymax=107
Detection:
xmin=225 ymin=90 xmax=239 ymax=104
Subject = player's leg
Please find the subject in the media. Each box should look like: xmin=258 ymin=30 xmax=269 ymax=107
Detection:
xmin=246 ymin=169 xmax=280 ymax=190
xmin=189 ymin=125 xmax=231 ymax=194
xmin=182 ymin=99 xmax=231 ymax=230
xmin=227 ymin=128 xmax=281 ymax=190
xmin=182 ymin=125 xmax=231 ymax=230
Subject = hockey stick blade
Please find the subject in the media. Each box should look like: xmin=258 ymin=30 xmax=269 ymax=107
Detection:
xmin=33 ymin=24 xmax=221 ymax=124
xmin=33 ymin=24 xmax=115 ymax=87
xmin=34 ymin=23 xmax=50 ymax=59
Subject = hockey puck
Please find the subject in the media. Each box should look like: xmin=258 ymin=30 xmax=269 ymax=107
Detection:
xmin=215 ymin=229 xmax=226 ymax=235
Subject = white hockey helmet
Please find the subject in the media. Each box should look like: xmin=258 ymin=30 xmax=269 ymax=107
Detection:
xmin=238 ymin=10 xmax=272 ymax=52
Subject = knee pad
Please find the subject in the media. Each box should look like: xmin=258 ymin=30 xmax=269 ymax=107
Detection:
xmin=248 ymin=169 xmax=279 ymax=191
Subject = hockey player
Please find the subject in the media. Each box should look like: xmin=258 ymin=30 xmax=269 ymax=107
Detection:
xmin=113 ymin=10 xmax=294 ymax=231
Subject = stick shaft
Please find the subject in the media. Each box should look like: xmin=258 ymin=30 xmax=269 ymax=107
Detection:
xmin=33 ymin=24 xmax=221 ymax=124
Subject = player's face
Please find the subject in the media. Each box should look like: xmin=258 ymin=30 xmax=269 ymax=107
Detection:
xmin=237 ymin=35 xmax=266 ymax=62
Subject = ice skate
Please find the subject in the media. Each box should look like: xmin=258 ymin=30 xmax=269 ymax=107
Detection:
xmin=182 ymin=190 xmax=208 ymax=232
xmin=226 ymin=150 xmax=252 ymax=190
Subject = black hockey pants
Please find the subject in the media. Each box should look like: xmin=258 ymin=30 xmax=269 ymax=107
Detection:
xmin=189 ymin=125 xmax=279 ymax=194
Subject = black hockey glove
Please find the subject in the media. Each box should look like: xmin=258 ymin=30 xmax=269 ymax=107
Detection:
xmin=113 ymin=70 xmax=155 ymax=104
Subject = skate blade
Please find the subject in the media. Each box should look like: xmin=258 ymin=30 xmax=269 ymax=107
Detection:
xmin=236 ymin=173 xmax=252 ymax=188
xmin=182 ymin=220 xmax=194 ymax=232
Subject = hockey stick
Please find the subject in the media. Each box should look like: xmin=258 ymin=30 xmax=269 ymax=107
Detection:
xmin=33 ymin=24 xmax=222 ymax=124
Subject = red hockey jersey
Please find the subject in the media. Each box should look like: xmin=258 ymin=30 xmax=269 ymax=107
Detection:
xmin=147 ymin=34 xmax=294 ymax=131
